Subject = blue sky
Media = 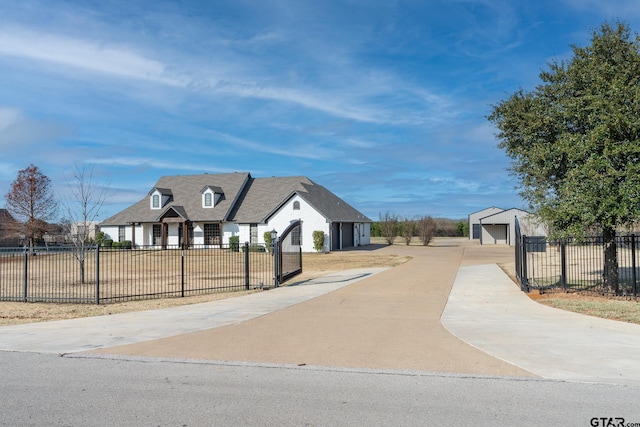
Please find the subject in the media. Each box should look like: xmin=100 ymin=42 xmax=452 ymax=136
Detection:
xmin=1 ymin=0 xmax=639 ymax=221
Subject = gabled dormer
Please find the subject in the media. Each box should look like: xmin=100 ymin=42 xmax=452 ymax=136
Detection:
xmin=201 ymin=185 xmax=224 ymax=208
xmin=149 ymin=187 xmax=173 ymax=210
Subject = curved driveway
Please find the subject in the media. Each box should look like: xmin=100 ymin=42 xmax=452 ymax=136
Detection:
xmin=89 ymin=240 xmax=535 ymax=378
xmin=4 ymin=238 xmax=640 ymax=384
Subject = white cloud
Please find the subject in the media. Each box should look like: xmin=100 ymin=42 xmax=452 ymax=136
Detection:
xmin=0 ymin=27 xmax=187 ymax=86
xmin=0 ymin=107 xmax=69 ymax=148
xmin=206 ymin=131 xmax=336 ymax=160
xmin=86 ymin=156 xmax=238 ymax=173
xmin=562 ymin=0 xmax=640 ymax=17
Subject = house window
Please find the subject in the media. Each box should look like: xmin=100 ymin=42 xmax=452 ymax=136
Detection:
xmin=291 ymin=226 xmax=301 ymax=246
xmin=204 ymin=223 xmax=220 ymax=245
xmin=204 ymin=192 xmax=212 ymax=207
xmin=118 ymin=226 xmax=126 ymax=242
xmin=293 ymin=201 xmax=300 ymax=210
xmin=250 ymin=224 xmax=258 ymax=244
xmin=152 ymin=224 xmax=162 ymax=245
xmin=152 ymin=194 xmax=160 ymax=209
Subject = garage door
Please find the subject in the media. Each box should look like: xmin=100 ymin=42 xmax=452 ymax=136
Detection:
xmin=484 ymin=224 xmax=508 ymax=244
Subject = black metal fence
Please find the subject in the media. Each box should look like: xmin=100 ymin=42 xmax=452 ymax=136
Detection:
xmin=515 ymin=227 xmax=639 ymax=298
xmin=0 ymin=243 xmax=274 ymax=304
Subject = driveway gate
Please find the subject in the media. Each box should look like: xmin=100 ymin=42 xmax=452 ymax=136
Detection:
xmin=277 ymin=220 xmax=303 ymax=284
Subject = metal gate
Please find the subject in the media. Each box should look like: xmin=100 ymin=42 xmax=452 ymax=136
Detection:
xmin=277 ymin=220 xmax=303 ymax=284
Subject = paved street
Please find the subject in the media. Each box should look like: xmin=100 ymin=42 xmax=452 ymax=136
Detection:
xmin=2 ymin=351 xmax=639 ymax=427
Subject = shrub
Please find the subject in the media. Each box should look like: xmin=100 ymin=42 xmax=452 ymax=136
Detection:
xmin=264 ymin=231 xmax=274 ymax=253
xmin=379 ymin=212 xmax=398 ymax=245
xmin=313 ymin=231 xmax=325 ymax=252
xmin=121 ymin=240 xmax=132 ymax=249
xmin=103 ymin=239 xmax=113 ymax=248
xmin=112 ymin=241 xmax=121 ymax=249
xmin=229 ymin=235 xmax=240 ymax=252
xmin=95 ymin=231 xmax=106 ymax=246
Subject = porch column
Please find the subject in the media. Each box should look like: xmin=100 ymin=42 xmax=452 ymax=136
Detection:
xmin=162 ymin=223 xmax=168 ymax=249
xmin=183 ymin=222 xmax=189 ymax=249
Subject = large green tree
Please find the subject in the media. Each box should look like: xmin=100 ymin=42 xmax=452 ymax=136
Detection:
xmin=489 ymin=22 xmax=640 ymax=293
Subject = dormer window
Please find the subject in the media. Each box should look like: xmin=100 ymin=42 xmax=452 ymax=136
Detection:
xmin=149 ymin=188 xmax=172 ymax=210
xmin=201 ymin=185 xmax=223 ymax=209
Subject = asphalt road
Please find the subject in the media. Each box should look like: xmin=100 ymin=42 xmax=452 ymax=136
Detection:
xmin=1 ymin=352 xmax=639 ymax=427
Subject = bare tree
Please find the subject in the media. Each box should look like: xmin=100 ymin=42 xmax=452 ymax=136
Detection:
xmin=4 ymin=164 xmax=57 ymax=250
xmin=417 ymin=215 xmax=436 ymax=246
xmin=379 ymin=212 xmax=398 ymax=245
xmin=62 ymin=164 xmax=112 ymax=284
xmin=401 ymin=218 xmax=415 ymax=245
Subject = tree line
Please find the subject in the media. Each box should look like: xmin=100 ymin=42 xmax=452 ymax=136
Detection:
xmin=371 ymin=212 xmax=468 ymax=246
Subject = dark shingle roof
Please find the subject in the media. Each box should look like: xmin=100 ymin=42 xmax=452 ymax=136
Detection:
xmin=228 ymin=176 xmax=371 ymax=223
xmin=100 ymin=172 xmax=250 ymax=225
xmin=101 ymin=173 xmax=370 ymax=226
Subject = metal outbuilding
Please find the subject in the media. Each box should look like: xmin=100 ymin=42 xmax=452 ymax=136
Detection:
xmin=469 ymin=207 xmax=547 ymax=246
xmin=468 ymin=207 xmax=504 ymax=240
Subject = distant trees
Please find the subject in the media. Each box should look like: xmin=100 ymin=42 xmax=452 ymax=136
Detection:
xmin=4 ymin=164 xmax=57 ymax=250
xmin=372 ymin=215 xmax=466 ymax=244
xmin=416 ymin=216 xmax=437 ymax=245
xmin=400 ymin=218 xmax=415 ymax=245
xmin=379 ymin=212 xmax=399 ymax=245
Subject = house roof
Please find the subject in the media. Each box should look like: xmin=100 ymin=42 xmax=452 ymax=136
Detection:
xmin=100 ymin=173 xmax=371 ymax=226
xmin=0 ymin=209 xmax=18 ymax=231
xmin=100 ymin=172 xmax=250 ymax=226
xmin=0 ymin=209 xmax=15 ymax=222
xmin=227 ymin=176 xmax=371 ymax=223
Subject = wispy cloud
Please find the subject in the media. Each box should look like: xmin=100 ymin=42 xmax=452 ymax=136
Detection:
xmin=87 ymin=156 xmax=237 ymax=173
xmin=0 ymin=107 xmax=69 ymax=148
xmin=562 ymin=0 xmax=640 ymax=18
xmin=0 ymin=27 xmax=186 ymax=86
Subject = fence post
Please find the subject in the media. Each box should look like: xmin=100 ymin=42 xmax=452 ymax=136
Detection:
xmin=181 ymin=244 xmax=185 ymax=298
xmin=95 ymin=245 xmax=100 ymax=305
xmin=273 ymin=237 xmax=279 ymax=288
xmin=521 ymin=235 xmax=529 ymax=292
xmin=560 ymin=239 xmax=567 ymax=291
xmin=631 ymin=234 xmax=637 ymax=298
xmin=22 ymin=248 xmax=28 ymax=302
xmin=244 ymin=242 xmax=250 ymax=290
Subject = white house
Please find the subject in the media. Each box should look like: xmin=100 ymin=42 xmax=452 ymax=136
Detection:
xmin=99 ymin=172 xmax=371 ymax=252
xmin=469 ymin=207 xmax=547 ymax=246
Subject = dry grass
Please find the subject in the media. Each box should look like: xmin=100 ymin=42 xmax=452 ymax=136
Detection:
xmin=3 ymin=243 xmax=638 ymax=327
xmin=529 ymin=291 xmax=640 ymax=324
xmin=0 ymin=248 xmax=411 ymax=326
xmin=500 ymin=262 xmax=640 ymax=325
